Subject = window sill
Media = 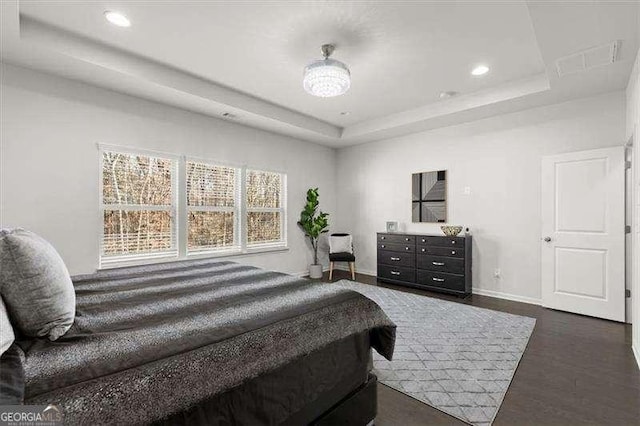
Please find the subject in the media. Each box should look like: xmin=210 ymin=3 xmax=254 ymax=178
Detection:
xmin=98 ymin=246 xmax=289 ymax=271
xmin=99 ymin=253 xmax=179 ymax=270
xmin=188 ymin=245 xmax=289 ymax=259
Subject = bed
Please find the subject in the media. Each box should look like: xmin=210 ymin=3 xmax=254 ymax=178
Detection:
xmin=9 ymin=259 xmax=396 ymax=425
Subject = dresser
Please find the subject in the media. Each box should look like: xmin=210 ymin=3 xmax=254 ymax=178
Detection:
xmin=377 ymin=232 xmax=472 ymax=296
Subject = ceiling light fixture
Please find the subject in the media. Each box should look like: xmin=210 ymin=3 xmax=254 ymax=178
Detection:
xmin=471 ymin=65 xmax=489 ymax=76
xmin=104 ymin=11 xmax=131 ymax=27
xmin=303 ymin=44 xmax=351 ymax=97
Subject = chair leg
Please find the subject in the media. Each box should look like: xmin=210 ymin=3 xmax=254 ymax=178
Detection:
xmin=349 ymin=262 xmax=355 ymax=280
xmin=329 ymin=262 xmax=334 ymax=281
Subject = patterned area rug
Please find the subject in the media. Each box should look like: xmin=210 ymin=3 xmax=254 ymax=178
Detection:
xmin=335 ymin=280 xmax=535 ymax=426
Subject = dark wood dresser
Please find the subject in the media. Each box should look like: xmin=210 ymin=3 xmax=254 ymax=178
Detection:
xmin=377 ymin=232 xmax=472 ymax=296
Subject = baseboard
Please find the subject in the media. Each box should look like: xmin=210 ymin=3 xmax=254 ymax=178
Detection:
xmin=633 ymin=343 xmax=640 ymax=370
xmin=333 ymin=267 xmax=542 ymax=306
xmin=333 ymin=265 xmax=377 ymax=277
xmin=293 ymin=266 xmax=330 ymax=278
xmin=472 ymin=288 xmax=541 ymax=306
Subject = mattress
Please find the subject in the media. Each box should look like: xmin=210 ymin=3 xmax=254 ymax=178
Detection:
xmin=18 ymin=259 xmax=395 ymax=425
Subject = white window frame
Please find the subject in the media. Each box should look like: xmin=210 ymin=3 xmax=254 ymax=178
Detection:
xmin=245 ymin=169 xmax=288 ymax=251
xmin=98 ymin=145 xmax=180 ymax=268
xmin=98 ymin=145 xmax=288 ymax=269
xmin=185 ymin=158 xmax=242 ymax=256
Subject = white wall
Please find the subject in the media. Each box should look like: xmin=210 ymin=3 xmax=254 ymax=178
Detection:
xmin=335 ymin=91 xmax=625 ymax=304
xmin=0 ymin=63 xmax=336 ymax=276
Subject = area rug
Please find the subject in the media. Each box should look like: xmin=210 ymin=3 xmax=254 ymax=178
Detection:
xmin=335 ymin=280 xmax=536 ymax=426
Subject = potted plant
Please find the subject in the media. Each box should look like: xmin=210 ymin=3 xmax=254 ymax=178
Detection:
xmin=298 ymin=188 xmax=329 ymax=279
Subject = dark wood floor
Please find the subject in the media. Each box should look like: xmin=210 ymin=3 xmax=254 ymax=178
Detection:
xmin=321 ymin=270 xmax=640 ymax=425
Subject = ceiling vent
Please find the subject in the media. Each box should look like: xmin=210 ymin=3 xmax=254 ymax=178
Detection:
xmin=556 ymin=41 xmax=619 ymax=77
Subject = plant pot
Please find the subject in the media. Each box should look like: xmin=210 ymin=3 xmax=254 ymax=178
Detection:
xmin=309 ymin=264 xmax=323 ymax=279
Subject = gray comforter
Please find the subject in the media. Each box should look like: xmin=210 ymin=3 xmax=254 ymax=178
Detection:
xmin=20 ymin=259 xmax=395 ymax=425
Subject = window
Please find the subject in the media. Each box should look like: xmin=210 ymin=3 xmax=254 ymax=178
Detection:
xmin=186 ymin=161 xmax=240 ymax=253
xmin=246 ymin=170 xmax=286 ymax=247
xmin=100 ymin=149 xmax=177 ymax=265
xmin=99 ymin=147 xmax=287 ymax=267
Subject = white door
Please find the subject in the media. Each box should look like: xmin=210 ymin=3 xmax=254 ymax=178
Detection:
xmin=541 ymin=146 xmax=625 ymax=322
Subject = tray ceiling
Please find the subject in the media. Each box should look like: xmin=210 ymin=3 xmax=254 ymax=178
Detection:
xmin=1 ymin=1 xmax=637 ymax=146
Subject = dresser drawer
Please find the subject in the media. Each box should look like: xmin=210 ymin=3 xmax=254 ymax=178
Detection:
xmin=378 ymin=233 xmax=415 ymax=244
xmin=378 ymin=242 xmax=414 ymax=253
xmin=417 ymin=255 xmax=464 ymax=274
xmin=378 ymin=250 xmax=416 ymax=268
xmin=378 ymin=264 xmax=415 ymax=282
xmin=417 ymin=270 xmax=465 ymax=292
xmin=417 ymin=236 xmax=465 ymax=247
xmin=417 ymin=246 xmax=463 ymax=258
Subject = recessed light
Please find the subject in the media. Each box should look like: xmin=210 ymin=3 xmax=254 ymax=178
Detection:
xmin=439 ymin=91 xmax=458 ymax=99
xmin=104 ymin=11 xmax=131 ymax=27
xmin=471 ymin=65 xmax=489 ymax=76
xmin=340 ymin=111 xmax=350 ymax=116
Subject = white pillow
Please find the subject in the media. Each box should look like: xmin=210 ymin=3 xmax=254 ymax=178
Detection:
xmin=329 ymin=235 xmax=353 ymax=254
xmin=0 ymin=297 xmax=14 ymax=356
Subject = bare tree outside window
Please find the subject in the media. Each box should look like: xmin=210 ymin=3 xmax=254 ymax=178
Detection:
xmin=246 ymin=170 xmax=285 ymax=245
xmin=101 ymin=151 xmax=176 ymax=259
xmin=100 ymin=149 xmax=287 ymax=266
xmin=186 ymin=162 xmax=239 ymax=252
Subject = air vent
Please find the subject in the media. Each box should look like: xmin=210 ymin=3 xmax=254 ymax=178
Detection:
xmin=556 ymin=41 xmax=619 ymax=77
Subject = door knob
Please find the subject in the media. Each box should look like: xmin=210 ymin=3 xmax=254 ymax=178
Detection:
xmin=543 ymin=237 xmax=552 ymax=242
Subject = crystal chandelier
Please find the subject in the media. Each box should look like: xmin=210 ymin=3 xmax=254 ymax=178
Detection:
xmin=303 ymin=44 xmax=351 ymax=97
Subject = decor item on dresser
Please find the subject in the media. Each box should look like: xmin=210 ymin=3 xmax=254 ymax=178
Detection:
xmin=441 ymin=225 xmax=463 ymax=236
xmin=328 ymin=233 xmax=356 ymax=281
xmin=298 ymin=188 xmax=329 ymax=279
xmin=377 ymin=232 xmax=472 ymax=296
xmin=386 ymin=221 xmax=399 ymax=233
xmin=412 ymin=170 xmax=447 ymax=223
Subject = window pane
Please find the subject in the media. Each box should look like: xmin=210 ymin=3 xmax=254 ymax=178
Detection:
xmin=187 ymin=162 xmax=236 ymax=207
xmin=246 ymin=170 xmax=281 ymax=208
xmin=247 ymin=212 xmax=281 ymax=244
xmin=188 ymin=211 xmax=235 ymax=251
xmin=103 ymin=151 xmax=173 ymax=205
xmin=103 ymin=210 xmax=174 ymax=255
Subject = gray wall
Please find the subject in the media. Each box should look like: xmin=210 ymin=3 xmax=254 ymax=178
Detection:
xmin=334 ymin=91 xmax=625 ymax=304
xmin=0 ymin=64 xmax=336 ymax=275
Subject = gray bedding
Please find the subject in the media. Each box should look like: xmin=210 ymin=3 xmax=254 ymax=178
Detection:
xmin=19 ymin=259 xmax=395 ymax=425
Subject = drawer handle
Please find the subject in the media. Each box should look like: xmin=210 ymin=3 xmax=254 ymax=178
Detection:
xmin=405 ymin=237 xmax=410 ymax=241
xmin=421 ymin=239 xmax=425 ymax=242
xmin=421 ymin=248 xmax=426 ymax=252
xmin=432 ymin=277 xmax=445 ymax=282
xmin=390 ymin=257 xmax=400 ymax=261
xmin=405 ymin=247 xmax=410 ymax=251
xmin=432 ymin=262 xmax=445 ymax=266
xmin=381 ymin=236 xmax=385 ymax=240
xmin=390 ymin=271 xmax=401 ymax=276
xmin=381 ymin=245 xmax=385 ymax=248
xmin=451 ymin=241 xmax=456 ymax=244
xmin=451 ymin=251 xmax=456 ymax=255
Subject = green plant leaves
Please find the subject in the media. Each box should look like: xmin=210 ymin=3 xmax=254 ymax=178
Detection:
xmin=298 ymin=188 xmax=330 ymax=265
